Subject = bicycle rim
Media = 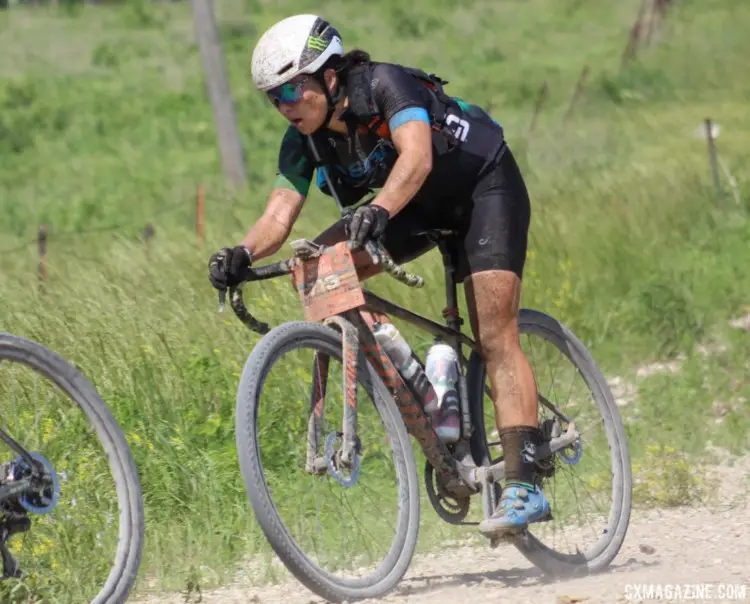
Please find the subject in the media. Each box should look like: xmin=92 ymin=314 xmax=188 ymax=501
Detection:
xmin=467 ymin=309 xmax=632 ymax=575
xmin=234 ymin=321 xmax=420 ymax=602
xmin=0 ymin=333 xmax=144 ymax=604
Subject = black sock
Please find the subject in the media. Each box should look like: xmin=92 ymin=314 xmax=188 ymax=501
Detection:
xmin=499 ymin=425 xmax=542 ymax=491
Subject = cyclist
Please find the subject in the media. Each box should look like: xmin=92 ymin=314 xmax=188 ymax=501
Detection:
xmin=207 ymin=14 xmax=550 ymax=537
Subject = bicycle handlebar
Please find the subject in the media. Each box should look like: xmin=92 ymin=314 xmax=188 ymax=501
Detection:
xmin=218 ymin=239 xmax=425 ymax=334
xmin=364 ymin=241 xmax=426 ymax=289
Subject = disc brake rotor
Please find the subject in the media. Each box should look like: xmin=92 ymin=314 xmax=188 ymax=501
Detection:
xmin=324 ymin=432 xmax=361 ymax=488
xmin=8 ymin=452 xmax=60 ymax=515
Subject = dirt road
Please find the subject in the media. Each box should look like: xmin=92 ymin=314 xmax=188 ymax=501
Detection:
xmin=134 ymin=454 xmax=750 ymax=604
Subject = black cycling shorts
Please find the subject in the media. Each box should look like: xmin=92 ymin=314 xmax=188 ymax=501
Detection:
xmin=314 ymin=144 xmax=531 ymax=282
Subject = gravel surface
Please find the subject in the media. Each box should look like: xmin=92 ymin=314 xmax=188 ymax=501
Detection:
xmin=132 ymin=455 xmax=750 ymax=604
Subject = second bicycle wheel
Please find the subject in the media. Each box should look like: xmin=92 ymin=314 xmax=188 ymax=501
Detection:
xmin=467 ymin=308 xmax=632 ymax=576
xmin=0 ymin=333 xmax=144 ymax=604
xmin=235 ymin=321 xmax=420 ymax=602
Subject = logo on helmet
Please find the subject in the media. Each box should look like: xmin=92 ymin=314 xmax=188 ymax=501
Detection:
xmin=307 ymin=36 xmax=328 ymax=51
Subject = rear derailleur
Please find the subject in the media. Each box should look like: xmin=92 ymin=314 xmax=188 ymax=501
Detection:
xmin=0 ymin=461 xmax=32 ymax=580
xmin=0 ymin=453 xmax=60 ymax=580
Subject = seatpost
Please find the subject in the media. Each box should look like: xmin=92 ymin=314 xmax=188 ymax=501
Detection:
xmin=438 ymin=239 xmax=461 ymax=333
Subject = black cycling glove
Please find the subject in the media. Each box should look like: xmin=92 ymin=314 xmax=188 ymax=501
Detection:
xmin=208 ymin=246 xmax=252 ymax=290
xmin=346 ymin=204 xmax=390 ymax=250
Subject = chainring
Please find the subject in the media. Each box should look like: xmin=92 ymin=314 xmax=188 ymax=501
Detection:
xmin=424 ymin=461 xmax=470 ymax=524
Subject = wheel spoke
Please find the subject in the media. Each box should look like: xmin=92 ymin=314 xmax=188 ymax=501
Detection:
xmin=0 ymin=334 xmax=144 ymax=604
xmin=475 ymin=313 xmax=631 ymax=574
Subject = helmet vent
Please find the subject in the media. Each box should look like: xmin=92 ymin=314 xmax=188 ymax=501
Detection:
xmin=276 ymin=61 xmax=295 ymax=75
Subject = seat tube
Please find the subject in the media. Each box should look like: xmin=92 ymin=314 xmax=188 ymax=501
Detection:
xmin=438 ymin=239 xmax=472 ymax=438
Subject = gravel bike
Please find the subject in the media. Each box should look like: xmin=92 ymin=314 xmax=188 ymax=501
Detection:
xmin=0 ymin=333 xmax=145 ymax=603
xmin=222 ymin=230 xmax=632 ymax=603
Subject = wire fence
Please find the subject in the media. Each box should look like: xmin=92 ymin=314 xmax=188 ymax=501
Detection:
xmin=2 ymin=0 xmax=743 ymax=282
xmin=0 ymin=184 xmax=207 ymax=281
xmin=515 ymin=0 xmax=741 ymax=208
xmin=0 ymin=198 xmax=189 ymax=254
xmin=0 ymin=0 xmax=184 ymax=7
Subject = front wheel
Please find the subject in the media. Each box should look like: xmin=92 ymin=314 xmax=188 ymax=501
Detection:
xmin=467 ymin=309 xmax=632 ymax=576
xmin=234 ymin=321 xmax=420 ymax=602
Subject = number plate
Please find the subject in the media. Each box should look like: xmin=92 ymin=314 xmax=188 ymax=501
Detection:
xmin=291 ymin=242 xmax=365 ymax=322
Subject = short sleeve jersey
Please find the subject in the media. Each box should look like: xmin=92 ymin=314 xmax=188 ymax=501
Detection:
xmin=273 ymin=63 xmax=433 ymax=197
xmin=273 ymin=61 xmax=503 ymax=205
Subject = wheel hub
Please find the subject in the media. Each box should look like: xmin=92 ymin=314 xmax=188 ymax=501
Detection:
xmin=324 ymin=432 xmax=361 ymax=488
xmin=2 ymin=452 xmax=60 ymax=515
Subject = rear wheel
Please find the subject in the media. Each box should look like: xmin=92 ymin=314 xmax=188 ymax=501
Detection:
xmin=467 ymin=309 xmax=632 ymax=576
xmin=234 ymin=321 xmax=420 ymax=602
xmin=0 ymin=333 xmax=144 ymax=603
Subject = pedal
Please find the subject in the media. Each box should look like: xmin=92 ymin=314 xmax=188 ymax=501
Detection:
xmin=487 ymin=533 xmax=516 ymax=548
xmin=289 ymin=239 xmax=323 ymax=260
xmin=481 ymin=522 xmax=534 ymax=546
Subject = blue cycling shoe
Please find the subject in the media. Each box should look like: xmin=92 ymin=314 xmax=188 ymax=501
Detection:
xmin=479 ymin=483 xmax=551 ymax=537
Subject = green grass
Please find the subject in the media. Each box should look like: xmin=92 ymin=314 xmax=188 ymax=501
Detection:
xmin=1 ymin=0 xmax=750 ymax=598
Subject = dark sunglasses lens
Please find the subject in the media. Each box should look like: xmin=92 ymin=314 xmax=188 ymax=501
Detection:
xmin=268 ymin=82 xmax=303 ymax=105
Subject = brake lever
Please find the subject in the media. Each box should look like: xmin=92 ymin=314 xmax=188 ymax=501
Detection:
xmin=364 ymin=240 xmax=381 ymax=265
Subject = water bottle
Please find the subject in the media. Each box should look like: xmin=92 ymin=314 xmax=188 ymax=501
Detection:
xmin=425 ymin=342 xmax=460 ymax=413
xmin=372 ymin=323 xmax=439 ymax=416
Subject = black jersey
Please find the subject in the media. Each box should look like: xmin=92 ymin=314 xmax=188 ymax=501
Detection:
xmin=273 ymin=61 xmax=505 ymax=208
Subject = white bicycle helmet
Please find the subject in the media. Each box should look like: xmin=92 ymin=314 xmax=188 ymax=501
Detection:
xmin=251 ymin=14 xmax=344 ymax=92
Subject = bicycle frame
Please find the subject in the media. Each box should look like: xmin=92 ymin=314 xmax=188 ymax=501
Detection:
xmin=224 ymin=238 xmax=581 ymax=502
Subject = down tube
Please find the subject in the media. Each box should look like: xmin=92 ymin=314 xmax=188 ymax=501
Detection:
xmin=347 ymin=312 xmax=464 ymax=489
xmin=362 ymin=291 xmax=477 ymax=351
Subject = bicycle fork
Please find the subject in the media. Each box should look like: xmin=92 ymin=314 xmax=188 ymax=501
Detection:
xmin=304 ymin=312 xmax=477 ymax=497
xmin=305 ymin=315 xmax=361 ymax=488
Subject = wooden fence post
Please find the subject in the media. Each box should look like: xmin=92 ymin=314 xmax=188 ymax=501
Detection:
xmin=190 ymin=0 xmax=248 ymax=189
xmin=563 ymin=65 xmax=590 ymax=123
xmin=196 ymin=183 xmax=205 ymax=246
xmin=527 ymin=81 xmax=548 ymax=138
xmin=621 ymin=0 xmax=649 ymax=70
xmin=704 ymin=118 xmax=723 ymax=204
xmin=646 ymin=0 xmax=673 ymax=47
xmin=644 ymin=0 xmax=658 ymax=47
xmin=143 ymin=223 xmax=155 ymax=255
xmin=38 ymin=225 xmax=47 ymax=283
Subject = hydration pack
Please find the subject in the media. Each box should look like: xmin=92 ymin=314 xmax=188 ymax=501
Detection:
xmin=306 ymin=61 xmax=468 ymax=207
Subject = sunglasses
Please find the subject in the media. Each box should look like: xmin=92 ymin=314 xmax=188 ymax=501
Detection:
xmin=267 ymin=78 xmax=309 ymax=106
